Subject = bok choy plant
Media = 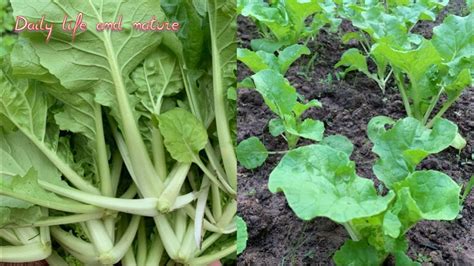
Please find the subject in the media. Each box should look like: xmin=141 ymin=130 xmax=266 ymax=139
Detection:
xmin=335 ymin=0 xmax=448 ymax=93
xmin=269 ymin=116 xmax=464 ymax=265
xmin=236 ymin=68 xmax=330 ymax=169
xmin=371 ymin=13 xmax=473 ymax=149
xmin=0 ymin=0 xmax=237 ymax=264
xmin=237 ymin=0 xmax=340 ymax=52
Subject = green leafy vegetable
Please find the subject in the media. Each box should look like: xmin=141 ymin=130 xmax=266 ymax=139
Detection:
xmin=1 ymin=0 xmax=238 ymax=264
xmin=269 ymin=117 xmax=462 ymax=265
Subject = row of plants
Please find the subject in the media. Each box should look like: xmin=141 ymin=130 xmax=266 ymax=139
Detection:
xmin=1 ymin=0 xmax=237 ymax=264
xmin=236 ymin=0 xmax=473 ymax=264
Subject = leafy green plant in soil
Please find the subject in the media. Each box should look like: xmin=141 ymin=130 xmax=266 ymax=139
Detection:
xmin=269 ymin=116 xmax=464 ymax=265
xmin=237 ymin=43 xmax=310 ymax=87
xmin=235 ymin=66 xmax=345 ymax=169
xmin=0 ymin=0 xmax=237 ymax=264
xmin=372 ymin=14 xmax=472 ymax=136
xmin=335 ymin=0 xmax=449 ymax=93
xmin=237 ymin=0 xmax=340 ymax=52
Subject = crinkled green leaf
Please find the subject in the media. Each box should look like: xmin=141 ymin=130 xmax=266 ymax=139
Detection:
xmin=333 ymin=239 xmax=384 ymax=266
xmin=0 ymin=129 xmax=60 ymax=183
xmin=370 ymin=117 xmax=457 ymax=187
xmin=0 ymin=65 xmax=51 ymax=141
xmin=163 ymin=0 xmax=205 ymax=69
xmin=131 ymin=48 xmax=183 ymax=115
xmin=236 ymin=137 xmax=268 ymax=169
xmin=269 ymin=144 xmax=394 ymax=222
xmin=0 ymin=205 xmax=43 ymax=227
xmin=158 ymin=108 xmax=208 ymax=163
xmin=236 ymin=215 xmax=248 ymax=254
xmin=396 ymin=170 xmax=461 ymax=220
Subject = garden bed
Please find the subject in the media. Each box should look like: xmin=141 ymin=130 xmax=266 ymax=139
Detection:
xmin=237 ymin=0 xmax=473 ymax=265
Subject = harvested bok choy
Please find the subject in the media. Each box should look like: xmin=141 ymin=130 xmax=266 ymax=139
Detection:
xmin=0 ymin=0 xmax=237 ymax=264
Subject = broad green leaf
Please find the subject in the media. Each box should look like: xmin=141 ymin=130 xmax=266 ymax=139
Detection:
xmin=240 ymin=2 xmax=292 ymax=43
xmin=444 ymin=68 xmax=472 ymax=100
xmin=158 ymin=108 xmax=208 ymax=163
xmin=10 ymin=0 xmax=175 ymax=93
xmin=396 ymin=171 xmax=461 ymax=220
xmin=10 ymin=38 xmax=58 ymax=83
xmin=54 ymin=92 xmax=99 ymax=143
xmin=335 ymin=48 xmax=370 ymax=76
xmin=372 ymin=40 xmax=442 ymax=84
xmin=287 ymin=118 xmax=325 ymax=142
xmin=236 ymin=137 xmax=268 ymax=169
xmin=372 ymin=40 xmax=442 ymax=116
xmin=0 ymin=65 xmax=51 ymax=141
xmin=163 ymin=0 xmax=205 ymax=69
xmin=236 ymin=215 xmax=248 ymax=254
xmin=11 ymin=0 xmax=179 ymax=192
xmin=349 ymin=5 xmax=411 ymax=48
xmin=251 ymin=69 xmax=297 ymax=117
xmin=370 ymin=117 xmax=457 ymax=187
xmin=237 ymin=48 xmax=278 ymax=73
xmin=131 ymin=48 xmax=183 ymax=115
xmin=333 ymin=239 xmax=384 ymax=266
xmin=269 ymin=118 xmax=285 ymax=137
xmin=278 ymin=44 xmax=310 ymax=74
xmin=320 ymin=135 xmax=354 ymax=157
xmin=285 ymin=0 xmax=321 ymax=35
xmin=432 ymin=14 xmax=474 ymax=72
xmin=0 ymin=129 xmax=59 ymax=183
xmin=238 ymin=44 xmax=309 ymax=75
xmin=269 ymin=144 xmax=394 ymax=222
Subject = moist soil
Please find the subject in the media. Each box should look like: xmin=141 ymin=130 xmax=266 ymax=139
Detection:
xmin=237 ymin=1 xmax=473 ymax=265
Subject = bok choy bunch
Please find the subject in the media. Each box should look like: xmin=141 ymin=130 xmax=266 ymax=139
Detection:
xmin=0 ymin=0 xmax=237 ymax=264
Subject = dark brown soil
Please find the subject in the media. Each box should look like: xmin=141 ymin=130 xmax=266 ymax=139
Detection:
xmin=237 ymin=1 xmax=474 ymax=265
